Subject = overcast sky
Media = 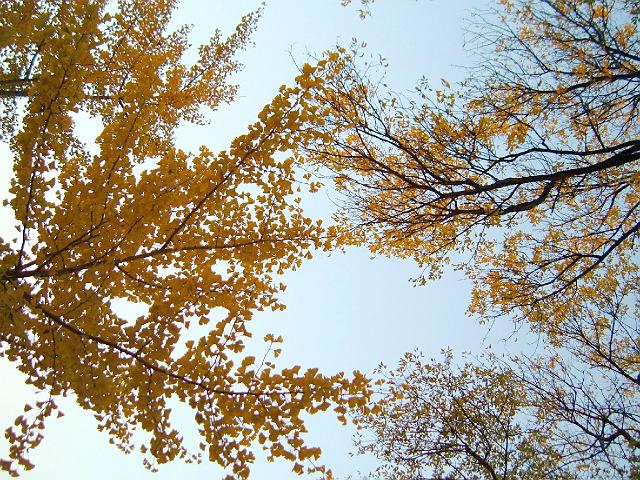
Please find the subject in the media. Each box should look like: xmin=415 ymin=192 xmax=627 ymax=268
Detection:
xmin=0 ymin=1 xmax=503 ymax=478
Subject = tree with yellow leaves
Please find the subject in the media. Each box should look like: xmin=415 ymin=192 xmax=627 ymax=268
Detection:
xmin=286 ymin=0 xmax=640 ymax=477
xmin=299 ymin=0 xmax=640 ymax=321
xmin=354 ymin=317 xmax=640 ymax=479
xmin=354 ymin=351 xmax=575 ymax=480
xmin=0 ymin=0 xmax=370 ymax=477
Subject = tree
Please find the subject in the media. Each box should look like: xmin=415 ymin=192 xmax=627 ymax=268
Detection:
xmin=355 ymin=311 xmax=640 ymax=479
xmin=354 ymin=351 xmax=572 ymax=480
xmin=281 ymin=0 xmax=640 ymax=476
xmin=297 ymin=0 xmax=640 ymax=326
xmin=0 ymin=1 xmax=370 ymax=477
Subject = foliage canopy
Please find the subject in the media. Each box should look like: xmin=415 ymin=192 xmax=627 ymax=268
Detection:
xmin=3 ymin=0 xmax=640 ymax=478
xmin=0 ymin=1 xmax=370 ymax=477
xmin=285 ymin=0 xmax=640 ymax=477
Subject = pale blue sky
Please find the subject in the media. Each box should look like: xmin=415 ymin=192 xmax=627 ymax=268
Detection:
xmin=0 ymin=1 xmax=502 ymax=478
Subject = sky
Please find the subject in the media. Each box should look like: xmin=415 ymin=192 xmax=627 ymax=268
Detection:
xmin=0 ymin=0 xmax=504 ymax=478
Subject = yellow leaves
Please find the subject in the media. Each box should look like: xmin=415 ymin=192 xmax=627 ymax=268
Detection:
xmin=591 ymin=4 xmax=609 ymax=19
xmin=302 ymin=63 xmax=316 ymax=77
xmin=505 ymin=121 xmax=529 ymax=149
xmin=572 ymin=62 xmax=588 ymax=77
xmin=292 ymin=462 xmax=305 ymax=474
xmin=263 ymin=333 xmax=283 ymax=344
xmin=435 ymin=88 xmax=455 ymax=107
xmin=615 ymin=23 xmax=636 ymax=50
xmin=0 ymin=1 xmax=373 ymax=478
xmin=296 ymin=63 xmax=323 ymax=90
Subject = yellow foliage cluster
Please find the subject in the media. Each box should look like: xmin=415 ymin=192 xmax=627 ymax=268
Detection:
xmin=0 ymin=1 xmax=370 ymax=477
xmin=291 ymin=0 xmax=640 ymax=332
xmin=281 ymin=2 xmax=640 ymax=476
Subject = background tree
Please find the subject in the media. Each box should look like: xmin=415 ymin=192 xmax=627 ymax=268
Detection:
xmin=284 ymin=0 xmax=640 ymax=476
xmin=354 ymin=351 xmax=572 ymax=480
xmin=355 ymin=280 xmax=640 ymax=479
xmin=0 ymin=1 xmax=370 ymax=477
